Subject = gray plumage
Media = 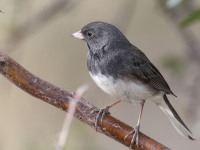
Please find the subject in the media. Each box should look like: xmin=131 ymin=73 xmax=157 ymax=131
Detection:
xmin=72 ymin=21 xmax=195 ymax=141
xmin=82 ymin=22 xmax=174 ymax=96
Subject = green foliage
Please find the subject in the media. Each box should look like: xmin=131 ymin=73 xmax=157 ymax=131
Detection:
xmin=162 ymin=55 xmax=185 ymax=74
xmin=180 ymin=9 xmax=200 ymax=28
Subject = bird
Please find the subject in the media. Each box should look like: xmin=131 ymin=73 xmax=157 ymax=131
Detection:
xmin=72 ymin=21 xmax=195 ymax=147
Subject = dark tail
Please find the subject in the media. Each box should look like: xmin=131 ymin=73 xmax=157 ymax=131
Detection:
xmin=158 ymin=95 xmax=195 ymax=140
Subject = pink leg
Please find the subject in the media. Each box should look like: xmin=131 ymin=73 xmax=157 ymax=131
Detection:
xmin=125 ymin=100 xmax=145 ymax=149
xmin=93 ymin=100 xmax=122 ymax=130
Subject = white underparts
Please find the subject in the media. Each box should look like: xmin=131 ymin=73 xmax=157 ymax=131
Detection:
xmin=89 ymin=72 xmax=157 ymax=104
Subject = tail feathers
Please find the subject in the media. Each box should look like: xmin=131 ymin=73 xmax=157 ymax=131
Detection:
xmin=158 ymin=95 xmax=195 ymax=140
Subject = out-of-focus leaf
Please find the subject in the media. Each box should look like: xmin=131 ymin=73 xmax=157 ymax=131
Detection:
xmin=162 ymin=55 xmax=185 ymax=74
xmin=180 ymin=9 xmax=200 ymax=28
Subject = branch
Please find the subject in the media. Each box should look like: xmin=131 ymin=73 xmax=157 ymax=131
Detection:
xmin=4 ymin=0 xmax=82 ymax=51
xmin=55 ymin=85 xmax=88 ymax=150
xmin=0 ymin=54 xmax=170 ymax=150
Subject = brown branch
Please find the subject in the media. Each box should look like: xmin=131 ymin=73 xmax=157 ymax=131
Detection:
xmin=0 ymin=54 xmax=170 ymax=150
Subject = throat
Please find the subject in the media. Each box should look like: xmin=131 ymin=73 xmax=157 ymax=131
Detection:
xmin=87 ymin=46 xmax=109 ymax=74
xmin=88 ymin=44 xmax=107 ymax=58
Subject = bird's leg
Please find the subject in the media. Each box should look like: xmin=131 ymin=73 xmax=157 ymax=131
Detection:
xmin=124 ymin=101 xmax=145 ymax=149
xmin=91 ymin=100 xmax=121 ymax=131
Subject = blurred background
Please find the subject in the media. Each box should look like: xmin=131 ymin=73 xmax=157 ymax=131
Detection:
xmin=0 ymin=0 xmax=200 ymax=149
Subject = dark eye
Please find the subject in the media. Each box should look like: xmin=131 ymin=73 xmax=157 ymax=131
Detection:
xmin=87 ymin=31 xmax=93 ymax=38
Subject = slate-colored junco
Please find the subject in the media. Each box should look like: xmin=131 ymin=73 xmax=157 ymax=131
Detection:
xmin=72 ymin=21 xmax=195 ymax=146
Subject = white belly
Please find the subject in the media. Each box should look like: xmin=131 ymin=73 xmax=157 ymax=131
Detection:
xmin=89 ymin=72 xmax=155 ymax=104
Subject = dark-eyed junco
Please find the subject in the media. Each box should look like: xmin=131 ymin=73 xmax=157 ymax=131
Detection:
xmin=72 ymin=21 xmax=195 ymax=147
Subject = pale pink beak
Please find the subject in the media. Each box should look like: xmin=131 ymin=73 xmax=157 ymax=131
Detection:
xmin=72 ymin=30 xmax=85 ymax=40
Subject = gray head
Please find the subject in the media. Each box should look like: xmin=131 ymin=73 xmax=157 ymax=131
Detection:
xmin=72 ymin=21 xmax=131 ymax=54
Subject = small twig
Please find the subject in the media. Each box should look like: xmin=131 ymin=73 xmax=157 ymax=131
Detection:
xmin=4 ymin=0 xmax=80 ymax=51
xmin=0 ymin=54 xmax=170 ymax=150
xmin=55 ymin=85 xmax=88 ymax=150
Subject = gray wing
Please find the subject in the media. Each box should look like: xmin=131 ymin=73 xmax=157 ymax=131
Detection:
xmin=124 ymin=45 xmax=176 ymax=96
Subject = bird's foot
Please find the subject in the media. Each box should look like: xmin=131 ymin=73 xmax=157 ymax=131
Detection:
xmin=90 ymin=106 xmax=110 ymax=131
xmin=124 ymin=125 xmax=140 ymax=149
